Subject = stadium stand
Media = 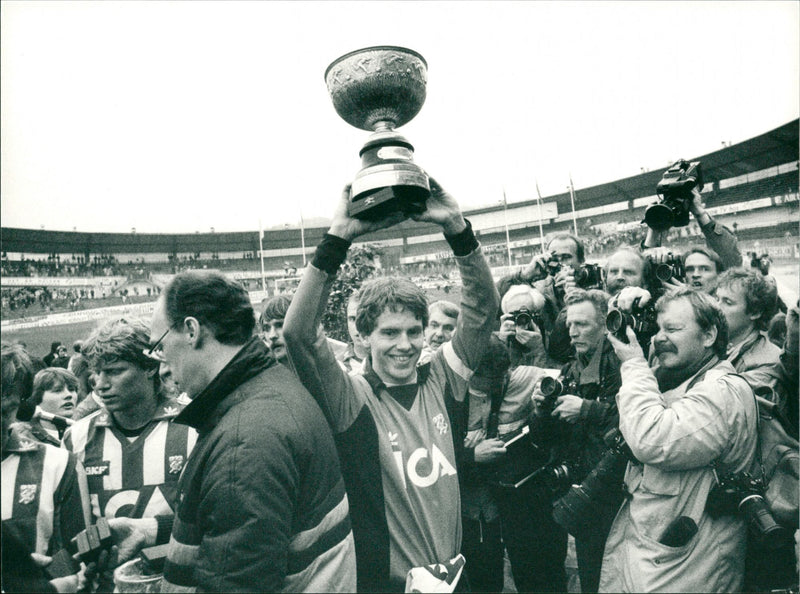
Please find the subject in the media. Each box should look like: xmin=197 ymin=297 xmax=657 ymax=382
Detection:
xmin=2 ymin=119 xmax=798 ymax=321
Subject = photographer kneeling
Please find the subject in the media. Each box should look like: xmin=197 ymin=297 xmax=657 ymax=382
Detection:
xmin=599 ymin=288 xmax=758 ymax=593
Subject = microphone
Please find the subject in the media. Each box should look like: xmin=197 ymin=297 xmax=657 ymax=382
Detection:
xmin=16 ymin=400 xmax=74 ymax=429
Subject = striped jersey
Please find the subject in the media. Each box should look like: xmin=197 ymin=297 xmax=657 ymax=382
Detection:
xmin=2 ymin=429 xmax=91 ymax=555
xmin=63 ymin=399 xmax=197 ymax=521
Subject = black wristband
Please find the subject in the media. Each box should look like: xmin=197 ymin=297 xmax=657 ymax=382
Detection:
xmin=445 ymin=219 xmax=479 ymax=257
xmin=312 ymin=233 xmax=352 ymax=274
xmin=155 ymin=514 xmax=174 ymax=545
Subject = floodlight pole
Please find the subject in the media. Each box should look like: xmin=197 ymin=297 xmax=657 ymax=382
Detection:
xmin=258 ymin=219 xmax=267 ymax=293
xmin=534 ymin=181 xmax=547 ymax=252
xmin=502 ymin=187 xmax=512 ymax=267
xmin=568 ymin=176 xmax=579 ymax=237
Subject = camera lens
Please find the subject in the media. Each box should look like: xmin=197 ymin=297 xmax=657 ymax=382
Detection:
xmin=655 ymin=263 xmax=674 ymax=283
xmin=515 ymin=312 xmax=533 ymax=328
xmin=739 ymin=494 xmax=789 ymax=549
xmin=644 ymin=203 xmax=675 ymax=232
xmin=605 ymin=309 xmax=625 ymax=334
xmin=540 ymin=376 xmax=561 ymax=398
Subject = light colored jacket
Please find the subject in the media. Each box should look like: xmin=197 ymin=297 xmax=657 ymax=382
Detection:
xmin=599 ymin=357 xmax=757 ymax=593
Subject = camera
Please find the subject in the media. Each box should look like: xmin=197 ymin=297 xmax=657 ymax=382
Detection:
xmin=645 ymin=159 xmax=703 ymax=232
xmin=552 ymin=428 xmax=633 ymax=536
xmin=510 ymin=308 xmax=540 ymax=331
xmin=606 ymin=297 xmax=658 ymax=344
xmin=706 ymin=471 xmax=789 ymax=549
xmin=539 ymin=375 xmax=578 ymax=413
xmin=538 ymin=461 xmax=578 ymax=498
xmin=547 ymin=260 xmax=604 ymax=290
xmin=652 ymin=254 xmax=686 ymax=284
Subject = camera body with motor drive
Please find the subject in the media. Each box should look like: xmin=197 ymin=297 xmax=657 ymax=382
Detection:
xmin=606 ymin=297 xmax=659 ymax=344
xmin=706 ymin=470 xmax=789 ymax=549
xmin=547 ymin=259 xmax=604 ymax=290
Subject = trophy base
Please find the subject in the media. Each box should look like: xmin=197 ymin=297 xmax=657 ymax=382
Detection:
xmin=349 ymin=184 xmax=430 ymax=221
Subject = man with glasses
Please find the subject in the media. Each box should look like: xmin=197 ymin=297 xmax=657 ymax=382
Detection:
xmin=62 ymin=317 xmax=196 ymax=525
xmin=105 ymin=271 xmax=356 ymax=592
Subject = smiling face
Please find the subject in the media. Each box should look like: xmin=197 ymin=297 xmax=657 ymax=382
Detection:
xmin=566 ymin=300 xmax=605 ymax=357
xmin=652 ymin=298 xmax=716 ymax=370
xmin=366 ymin=307 xmax=424 ymax=385
xmin=40 ymin=386 xmax=77 ymax=419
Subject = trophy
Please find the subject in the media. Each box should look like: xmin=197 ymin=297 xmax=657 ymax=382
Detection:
xmin=325 ymin=46 xmax=430 ymax=220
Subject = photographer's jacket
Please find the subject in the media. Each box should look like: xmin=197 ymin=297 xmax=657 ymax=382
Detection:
xmin=599 ymin=356 xmax=757 ymax=593
xmin=284 ymin=234 xmax=499 ymax=592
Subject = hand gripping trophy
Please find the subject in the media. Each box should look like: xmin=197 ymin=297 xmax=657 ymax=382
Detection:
xmin=325 ymin=46 xmax=430 ymax=220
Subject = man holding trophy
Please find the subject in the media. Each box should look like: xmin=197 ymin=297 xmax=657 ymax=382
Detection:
xmin=283 ymin=47 xmax=500 ymax=592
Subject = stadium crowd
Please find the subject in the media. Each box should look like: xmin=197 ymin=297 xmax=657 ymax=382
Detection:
xmin=2 ymin=177 xmax=799 ymax=594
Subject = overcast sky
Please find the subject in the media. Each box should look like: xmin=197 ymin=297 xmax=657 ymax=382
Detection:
xmin=2 ymin=1 xmax=798 ymax=234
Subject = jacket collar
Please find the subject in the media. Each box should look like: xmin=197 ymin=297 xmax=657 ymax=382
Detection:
xmin=726 ymin=329 xmax=762 ymax=364
xmin=362 ymin=356 xmax=431 ymax=400
xmin=175 ymin=337 xmax=275 ymax=432
xmin=3 ymin=424 xmax=43 ymax=455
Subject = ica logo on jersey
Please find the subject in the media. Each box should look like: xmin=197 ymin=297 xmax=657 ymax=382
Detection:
xmin=389 ymin=431 xmax=457 ymax=489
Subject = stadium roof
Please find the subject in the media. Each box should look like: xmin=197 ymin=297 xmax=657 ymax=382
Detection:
xmin=2 ymin=119 xmax=797 ymax=257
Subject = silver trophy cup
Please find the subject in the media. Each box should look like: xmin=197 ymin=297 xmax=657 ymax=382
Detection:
xmin=325 ymin=46 xmax=430 ymax=220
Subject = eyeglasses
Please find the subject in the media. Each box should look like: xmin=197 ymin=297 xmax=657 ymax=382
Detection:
xmin=143 ymin=321 xmax=182 ymax=362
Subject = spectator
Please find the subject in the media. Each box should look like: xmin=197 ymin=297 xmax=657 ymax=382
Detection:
xmin=339 ymin=289 xmax=370 ymax=375
xmin=43 ymin=342 xmax=65 ymax=368
xmin=63 ymin=318 xmax=196 ymax=525
xmin=24 ymin=367 xmax=79 ymax=446
xmin=125 ymin=271 xmax=356 ymax=592
xmin=2 ymin=343 xmax=91 ymax=593
xmin=284 ymin=179 xmax=499 ymax=591
xmin=67 ymin=341 xmax=91 ymax=402
xmin=258 ymin=294 xmax=293 ymax=364
xmin=419 ymin=299 xmax=460 ymax=365
xmin=600 ymin=289 xmax=757 ymax=592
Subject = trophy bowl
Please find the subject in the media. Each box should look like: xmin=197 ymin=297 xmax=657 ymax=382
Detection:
xmin=325 ymin=46 xmax=428 ymax=132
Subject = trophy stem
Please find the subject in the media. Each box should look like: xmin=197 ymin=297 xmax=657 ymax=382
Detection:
xmin=373 ymin=120 xmax=395 ymax=132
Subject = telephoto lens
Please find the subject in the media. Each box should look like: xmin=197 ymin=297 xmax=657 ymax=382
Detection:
xmin=739 ymin=493 xmax=789 ymax=549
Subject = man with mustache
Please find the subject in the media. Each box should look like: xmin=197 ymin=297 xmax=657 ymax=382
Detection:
xmin=599 ymin=289 xmax=757 ymax=592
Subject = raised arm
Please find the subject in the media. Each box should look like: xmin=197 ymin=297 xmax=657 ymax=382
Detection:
xmin=413 ymin=179 xmax=501 ymax=375
xmin=284 ymin=185 xmax=405 ymax=431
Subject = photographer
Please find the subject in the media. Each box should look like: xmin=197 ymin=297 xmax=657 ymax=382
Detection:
xmin=644 ymin=185 xmax=742 ymax=272
xmin=468 ymin=335 xmax=568 ymax=593
xmin=498 ymin=235 xmax=606 ymax=364
xmin=497 ymin=284 xmax=549 ymax=367
xmin=599 ymin=289 xmax=758 ymax=593
xmin=532 ymin=289 xmax=623 ymax=593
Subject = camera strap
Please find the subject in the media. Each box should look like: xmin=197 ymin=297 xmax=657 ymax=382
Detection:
xmin=486 ymin=373 xmax=510 ymax=439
